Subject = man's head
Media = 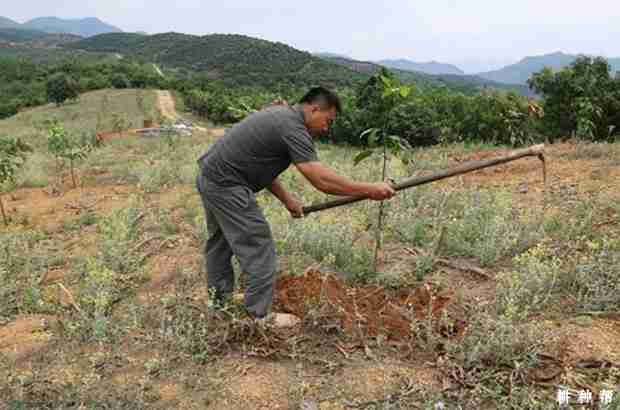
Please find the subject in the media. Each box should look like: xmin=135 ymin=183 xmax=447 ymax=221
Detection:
xmin=299 ymin=87 xmax=341 ymax=137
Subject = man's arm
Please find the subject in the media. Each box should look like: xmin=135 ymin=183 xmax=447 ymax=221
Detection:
xmin=295 ymin=161 xmax=394 ymax=199
xmin=268 ymin=178 xmax=294 ymax=204
xmin=268 ymin=178 xmax=304 ymax=217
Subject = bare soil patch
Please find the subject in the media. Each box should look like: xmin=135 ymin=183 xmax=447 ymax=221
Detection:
xmin=157 ymin=90 xmax=178 ymax=121
xmin=0 ymin=315 xmax=56 ymax=361
xmin=6 ymin=184 xmax=136 ymax=231
xmin=274 ymin=268 xmax=463 ymax=341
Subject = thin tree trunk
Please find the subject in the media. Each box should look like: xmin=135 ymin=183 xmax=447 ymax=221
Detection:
xmin=373 ymin=142 xmax=389 ymax=273
xmin=70 ymin=158 xmax=76 ymax=189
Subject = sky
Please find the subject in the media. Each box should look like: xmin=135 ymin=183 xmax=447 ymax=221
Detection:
xmin=4 ymin=0 xmax=620 ymax=73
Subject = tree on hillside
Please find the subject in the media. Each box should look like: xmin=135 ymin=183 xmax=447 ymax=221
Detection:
xmin=0 ymin=136 xmax=32 ymax=226
xmin=111 ymin=73 xmax=130 ymax=89
xmin=352 ymin=68 xmax=412 ymax=274
xmin=47 ymin=122 xmax=93 ymax=189
xmin=528 ymin=56 xmax=620 ymax=141
xmin=46 ymin=73 xmax=80 ymax=106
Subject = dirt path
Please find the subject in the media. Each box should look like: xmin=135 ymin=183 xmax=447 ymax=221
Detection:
xmin=157 ymin=90 xmax=179 ymax=121
xmin=153 ymin=64 xmax=164 ymax=78
xmin=156 ymin=90 xmax=216 ymax=133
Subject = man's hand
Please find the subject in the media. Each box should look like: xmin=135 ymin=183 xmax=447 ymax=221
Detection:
xmin=366 ymin=182 xmax=396 ymax=200
xmin=284 ymin=196 xmax=304 ymax=218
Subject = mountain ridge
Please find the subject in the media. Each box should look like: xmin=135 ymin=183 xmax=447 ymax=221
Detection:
xmin=66 ymin=32 xmax=366 ymax=88
xmin=317 ymin=55 xmax=533 ymax=96
xmin=0 ymin=16 xmax=122 ymax=37
xmin=0 ymin=16 xmax=21 ymax=29
xmin=377 ymin=58 xmax=465 ymax=75
xmin=477 ymin=51 xmax=620 ymax=84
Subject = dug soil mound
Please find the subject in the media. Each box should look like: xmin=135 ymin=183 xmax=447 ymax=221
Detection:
xmin=274 ymin=268 xmax=463 ymax=341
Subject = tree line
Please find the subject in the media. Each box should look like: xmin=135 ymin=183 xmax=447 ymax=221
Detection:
xmin=182 ymin=57 xmax=620 ymax=146
xmin=0 ymin=56 xmax=170 ymax=118
xmin=1 ymin=53 xmax=618 ymax=146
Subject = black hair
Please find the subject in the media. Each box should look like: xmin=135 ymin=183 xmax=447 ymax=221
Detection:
xmin=299 ymin=86 xmax=342 ymax=113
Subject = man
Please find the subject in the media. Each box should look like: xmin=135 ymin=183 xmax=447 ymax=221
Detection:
xmin=196 ymin=87 xmax=395 ymax=327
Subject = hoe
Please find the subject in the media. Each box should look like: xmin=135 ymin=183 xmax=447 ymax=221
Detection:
xmin=302 ymin=144 xmax=546 ymax=215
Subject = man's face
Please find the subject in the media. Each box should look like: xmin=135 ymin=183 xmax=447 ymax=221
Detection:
xmin=306 ymin=105 xmax=337 ymax=137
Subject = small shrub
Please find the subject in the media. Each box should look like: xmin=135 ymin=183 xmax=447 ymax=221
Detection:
xmin=279 ymin=218 xmax=373 ymax=279
xmin=566 ymin=237 xmax=620 ymax=312
xmin=496 ymin=243 xmax=562 ymax=320
xmin=47 ymin=121 xmax=93 ymax=188
xmin=0 ymin=230 xmax=52 ymax=321
xmin=442 ymin=311 xmax=545 ymax=408
xmin=0 ymin=136 xmax=32 ymax=224
xmin=98 ymin=206 xmax=143 ymax=274
xmin=442 ymin=190 xmax=541 ymax=266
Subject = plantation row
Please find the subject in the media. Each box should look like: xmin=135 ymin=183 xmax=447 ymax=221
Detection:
xmin=1 ymin=54 xmax=619 ymax=146
xmin=182 ymin=57 xmax=620 ymax=146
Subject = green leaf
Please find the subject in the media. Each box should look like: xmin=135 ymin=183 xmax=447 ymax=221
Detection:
xmin=360 ymin=128 xmax=380 ymax=147
xmin=353 ymin=150 xmax=373 ymax=166
xmin=399 ymin=86 xmax=411 ymax=98
xmin=382 ymin=88 xmax=394 ymax=99
xmin=380 ymin=75 xmax=392 ymax=88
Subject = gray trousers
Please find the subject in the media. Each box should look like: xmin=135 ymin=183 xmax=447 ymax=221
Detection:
xmin=196 ymin=173 xmax=277 ymax=318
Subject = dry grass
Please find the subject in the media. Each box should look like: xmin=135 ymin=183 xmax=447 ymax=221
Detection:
xmin=1 ymin=91 xmax=619 ymax=409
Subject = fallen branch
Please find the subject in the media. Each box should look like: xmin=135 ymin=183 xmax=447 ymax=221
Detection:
xmin=131 ymin=235 xmax=164 ymax=254
xmin=58 ymin=283 xmax=82 ymax=314
xmin=334 ymin=342 xmax=350 ymax=359
xmin=138 ymin=238 xmax=176 ymax=264
xmin=403 ymin=247 xmax=491 ymax=280
xmin=593 ymin=218 xmax=619 ymax=228
xmin=436 ymin=258 xmax=491 ymax=280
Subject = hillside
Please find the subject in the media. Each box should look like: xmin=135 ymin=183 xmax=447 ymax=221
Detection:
xmin=0 ymin=46 xmax=115 ymax=65
xmin=0 ymin=88 xmax=619 ymax=409
xmin=478 ymin=51 xmax=620 ymax=84
xmin=378 ymin=58 xmax=464 ymax=75
xmin=319 ymin=55 xmax=533 ymax=96
xmin=316 ymin=55 xmax=444 ymax=86
xmin=22 ymin=16 xmax=122 ymax=37
xmin=313 ymin=52 xmax=351 ymax=59
xmin=0 ymin=28 xmax=50 ymax=42
xmin=66 ymin=32 xmax=367 ymax=88
xmin=0 ymin=16 xmax=21 ymax=29
xmin=0 ymin=27 xmax=81 ymax=47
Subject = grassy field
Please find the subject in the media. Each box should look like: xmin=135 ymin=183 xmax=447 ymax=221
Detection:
xmin=1 ymin=89 xmax=619 ymax=409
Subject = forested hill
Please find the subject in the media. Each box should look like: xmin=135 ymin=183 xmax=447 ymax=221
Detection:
xmin=0 ymin=27 xmax=81 ymax=47
xmin=22 ymin=17 xmax=122 ymax=37
xmin=477 ymin=52 xmax=620 ymax=85
xmin=319 ymin=55 xmax=534 ymax=96
xmin=66 ymin=32 xmax=367 ymax=88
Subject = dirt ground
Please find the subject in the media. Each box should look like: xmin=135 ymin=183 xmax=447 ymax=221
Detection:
xmin=2 ymin=95 xmax=619 ymax=409
xmin=157 ymin=90 xmax=179 ymax=121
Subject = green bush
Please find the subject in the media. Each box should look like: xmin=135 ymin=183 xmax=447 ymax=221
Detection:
xmin=46 ymin=73 xmax=79 ymax=105
xmin=441 ymin=190 xmax=541 ymax=266
xmin=496 ymin=244 xmax=562 ymax=320
xmin=99 ymin=206 xmax=143 ymax=274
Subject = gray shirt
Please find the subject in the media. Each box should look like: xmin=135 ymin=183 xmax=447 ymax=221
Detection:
xmin=198 ymin=104 xmax=318 ymax=192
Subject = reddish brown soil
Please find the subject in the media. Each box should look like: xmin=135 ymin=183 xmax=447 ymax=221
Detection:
xmin=274 ymin=268 xmax=461 ymax=341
